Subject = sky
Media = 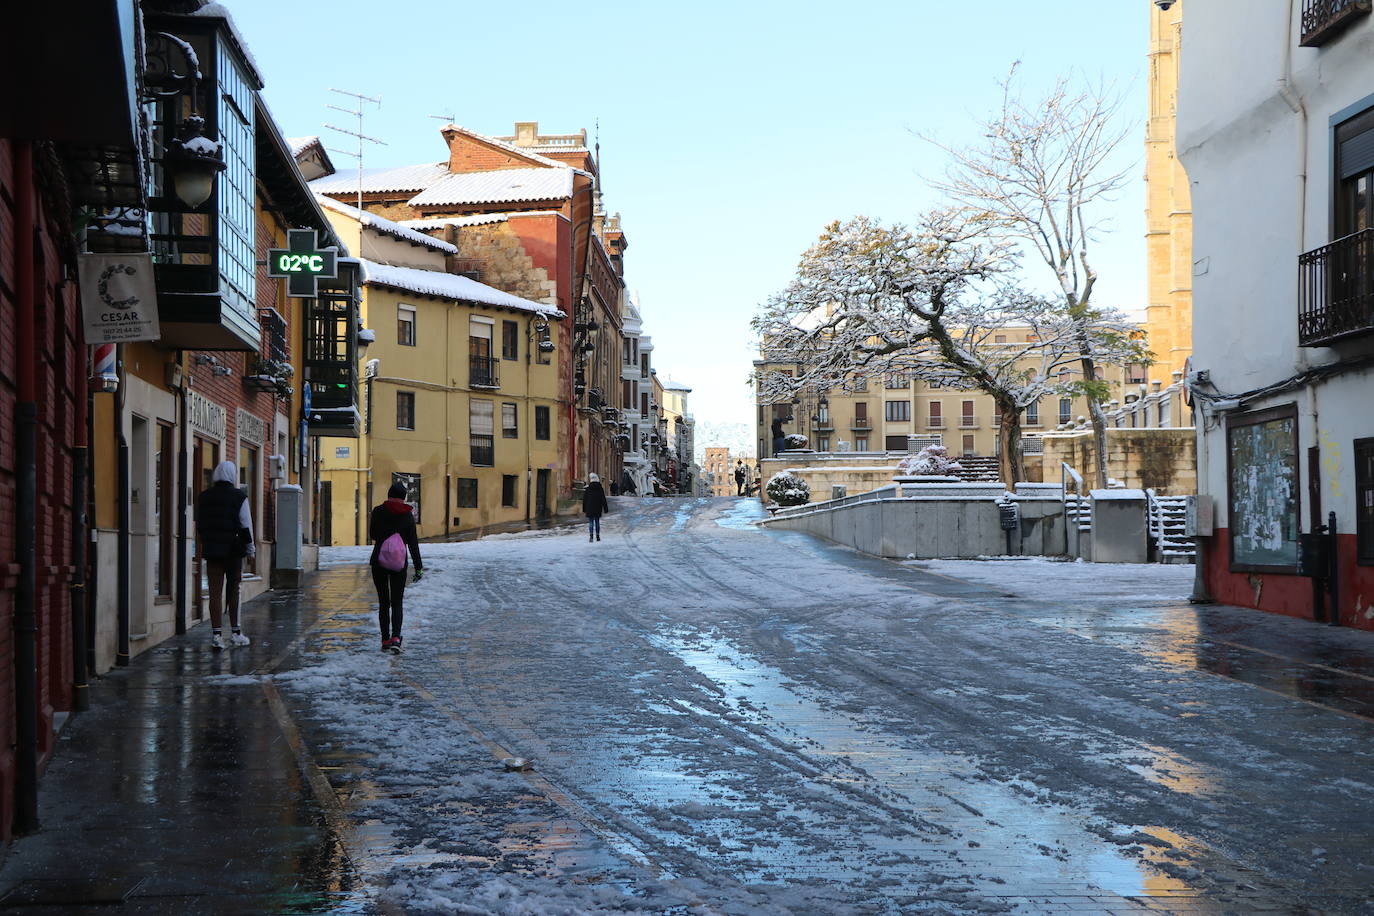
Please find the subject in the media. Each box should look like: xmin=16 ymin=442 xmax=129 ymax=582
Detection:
xmin=225 ymin=0 xmax=1150 ymax=438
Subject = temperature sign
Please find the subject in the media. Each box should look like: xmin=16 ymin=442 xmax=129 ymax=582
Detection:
xmin=267 ymin=228 xmax=339 ymax=297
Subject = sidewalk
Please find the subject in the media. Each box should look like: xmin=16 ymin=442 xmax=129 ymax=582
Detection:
xmin=0 ymin=568 xmax=379 ymax=915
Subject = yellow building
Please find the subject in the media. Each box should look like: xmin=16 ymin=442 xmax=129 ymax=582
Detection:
xmin=318 ymin=199 xmax=565 ymax=543
xmin=1145 ymin=0 xmax=1193 ymax=378
xmin=754 ymin=325 xmax=1136 ymax=461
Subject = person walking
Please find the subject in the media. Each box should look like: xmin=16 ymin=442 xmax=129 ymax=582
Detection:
xmin=196 ymin=460 xmax=255 ymax=650
xmin=369 ymin=482 xmax=423 ymax=654
xmin=771 ymin=416 xmax=786 ymax=457
xmin=583 ymin=472 xmax=609 ymax=542
xmin=733 ymin=460 xmax=747 ymax=495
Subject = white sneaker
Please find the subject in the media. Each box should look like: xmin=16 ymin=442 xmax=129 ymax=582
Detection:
xmin=229 ymin=632 xmax=251 ymax=647
xmin=211 ymin=633 xmax=226 ymax=650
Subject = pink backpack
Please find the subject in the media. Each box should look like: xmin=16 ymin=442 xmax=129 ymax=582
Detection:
xmin=378 ymin=533 xmax=407 ymax=571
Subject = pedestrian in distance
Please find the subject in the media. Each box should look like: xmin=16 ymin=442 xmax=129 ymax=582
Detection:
xmin=583 ymin=472 xmax=609 ymax=542
xmin=619 ymin=469 xmax=637 ymax=496
xmin=196 ymin=460 xmax=255 ymax=650
xmin=370 ymin=482 xmax=423 ymax=654
xmin=771 ymin=416 xmax=786 ymax=457
xmin=734 ymin=460 xmax=747 ymax=495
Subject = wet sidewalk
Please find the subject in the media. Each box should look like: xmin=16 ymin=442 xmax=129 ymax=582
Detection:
xmin=0 ymin=572 xmax=380 ymax=915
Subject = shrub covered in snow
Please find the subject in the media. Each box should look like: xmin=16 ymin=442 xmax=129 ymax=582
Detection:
xmin=765 ymin=471 xmax=811 ymax=506
xmin=897 ymin=444 xmax=962 ymax=477
xmin=783 ymin=433 xmax=809 ymax=450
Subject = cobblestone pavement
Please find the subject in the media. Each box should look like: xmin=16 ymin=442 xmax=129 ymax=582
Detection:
xmin=6 ymin=496 xmax=1374 ymax=914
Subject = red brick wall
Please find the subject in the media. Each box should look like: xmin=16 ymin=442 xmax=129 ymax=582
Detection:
xmin=442 ymin=129 xmax=541 ymax=174
xmin=0 ymin=138 xmax=83 ymax=841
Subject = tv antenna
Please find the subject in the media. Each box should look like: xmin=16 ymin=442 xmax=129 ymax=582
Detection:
xmin=324 ymin=88 xmax=386 ymax=215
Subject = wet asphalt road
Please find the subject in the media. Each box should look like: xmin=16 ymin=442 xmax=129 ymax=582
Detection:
xmin=7 ymin=495 xmax=1374 ymax=914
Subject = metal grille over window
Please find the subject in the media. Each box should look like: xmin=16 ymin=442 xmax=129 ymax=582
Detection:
xmin=470 ymin=399 xmax=495 ymax=466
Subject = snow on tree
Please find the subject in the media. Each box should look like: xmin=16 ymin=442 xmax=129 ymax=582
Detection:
xmin=765 ymin=471 xmax=811 ymax=507
xmin=751 ymin=212 xmax=1145 ymax=485
xmin=783 ymin=433 xmax=809 ymax=450
xmin=897 ymin=444 xmax=962 ymax=477
xmin=925 ymin=66 xmax=1147 ymax=489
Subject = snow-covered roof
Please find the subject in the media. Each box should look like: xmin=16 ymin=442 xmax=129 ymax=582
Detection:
xmin=316 ymin=196 xmax=457 ymax=254
xmin=408 ymin=168 xmax=575 ymax=207
xmin=661 ymin=379 xmax=692 ymax=392
xmin=310 ymin=162 xmax=449 ymax=195
xmin=400 ymin=214 xmax=509 ymax=230
xmin=288 ymin=136 xmax=320 ymax=157
xmin=360 ymin=259 xmax=564 ymax=318
xmin=442 ymin=124 xmax=592 ymax=176
xmin=186 ymin=3 xmax=264 ymax=88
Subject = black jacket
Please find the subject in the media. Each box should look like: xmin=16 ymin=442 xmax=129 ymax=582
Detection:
xmin=582 ymin=482 xmax=609 ymax=518
xmin=369 ymin=499 xmax=423 ymax=569
xmin=197 ymin=482 xmax=248 ymax=560
xmin=771 ymin=418 xmax=785 ymax=440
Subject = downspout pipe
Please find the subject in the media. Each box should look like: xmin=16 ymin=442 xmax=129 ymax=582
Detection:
xmin=175 ymin=353 xmax=189 ymax=634
xmin=13 ymin=140 xmax=41 ymax=835
xmin=116 ymin=343 xmax=130 ymax=667
xmin=70 ymin=337 xmax=90 ymax=713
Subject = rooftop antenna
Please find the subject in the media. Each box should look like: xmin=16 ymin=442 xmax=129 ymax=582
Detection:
xmin=323 ymin=88 xmax=386 ymax=216
xmin=593 ymin=117 xmax=604 ymax=222
xmin=429 ymin=112 xmax=455 ymax=124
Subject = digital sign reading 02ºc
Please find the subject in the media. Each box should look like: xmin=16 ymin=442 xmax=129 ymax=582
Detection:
xmin=266 ymin=228 xmax=340 ymax=298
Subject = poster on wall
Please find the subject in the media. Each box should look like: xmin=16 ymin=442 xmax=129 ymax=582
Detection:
xmin=78 ymin=253 xmax=161 ymax=343
xmin=392 ymin=472 xmax=422 ymax=525
xmin=1227 ymin=405 xmax=1299 ymax=571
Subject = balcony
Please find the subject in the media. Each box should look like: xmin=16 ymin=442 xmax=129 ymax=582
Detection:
xmin=1300 ymin=0 xmax=1371 ymax=46
xmin=959 ymin=418 xmax=977 ymax=428
xmin=470 ymin=355 xmax=500 ymax=389
xmin=926 ymin=419 xmax=945 ymax=429
xmin=1299 ymin=228 xmax=1374 ymax=346
xmin=850 ymin=419 xmax=871 ymax=430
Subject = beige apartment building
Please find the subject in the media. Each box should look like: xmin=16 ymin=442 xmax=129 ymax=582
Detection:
xmin=754 ymin=326 xmax=1139 ymax=459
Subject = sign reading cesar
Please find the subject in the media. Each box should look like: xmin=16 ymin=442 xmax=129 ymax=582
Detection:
xmin=78 ymin=253 xmax=161 ymax=344
xmin=267 ymin=228 xmax=339 ymax=298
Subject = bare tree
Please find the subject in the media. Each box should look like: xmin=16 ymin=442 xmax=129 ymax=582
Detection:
xmin=926 ymin=66 xmax=1136 ymax=488
xmin=753 ymin=214 xmax=1145 ymax=485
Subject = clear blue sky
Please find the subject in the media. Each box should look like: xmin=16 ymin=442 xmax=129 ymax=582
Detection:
xmin=227 ymin=0 xmax=1149 ymax=440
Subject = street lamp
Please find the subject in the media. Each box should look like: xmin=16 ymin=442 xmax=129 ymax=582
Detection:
xmin=163 ymin=115 xmax=225 ymax=209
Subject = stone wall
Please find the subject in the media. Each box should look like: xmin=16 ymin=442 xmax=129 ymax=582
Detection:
xmin=1035 ymin=428 xmax=1195 ymax=494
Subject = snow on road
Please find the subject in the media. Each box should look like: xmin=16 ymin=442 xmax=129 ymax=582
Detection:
xmin=268 ymin=497 xmax=1374 ymax=914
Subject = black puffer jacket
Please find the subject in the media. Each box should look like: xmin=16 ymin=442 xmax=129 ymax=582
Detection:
xmin=368 ymin=498 xmax=423 ymax=569
xmin=198 ymin=482 xmax=248 ymax=560
xmin=582 ymin=481 xmax=609 ymax=519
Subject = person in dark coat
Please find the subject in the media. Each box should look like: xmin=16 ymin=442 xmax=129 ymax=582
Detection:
xmin=619 ymin=469 xmax=637 ymax=496
xmin=583 ymin=473 xmax=610 ymax=542
xmin=196 ymin=460 xmax=255 ymax=650
xmin=369 ymin=482 xmax=424 ymax=653
xmin=733 ymin=460 xmax=747 ymax=495
xmin=771 ymin=417 xmax=787 ymax=457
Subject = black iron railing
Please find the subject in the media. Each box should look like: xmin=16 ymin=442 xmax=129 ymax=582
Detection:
xmin=1301 ymin=0 xmax=1371 ymax=45
xmin=470 ymin=355 xmax=500 ymax=388
xmin=1299 ymin=228 xmax=1374 ymax=346
xmin=470 ymin=434 xmax=494 ymax=467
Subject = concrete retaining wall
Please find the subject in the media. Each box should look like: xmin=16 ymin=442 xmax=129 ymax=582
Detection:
xmin=763 ymin=496 xmax=1067 ymax=559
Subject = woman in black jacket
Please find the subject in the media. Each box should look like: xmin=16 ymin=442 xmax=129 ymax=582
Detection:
xmin=583 ymin=473 xmax=609 ymax=542
xmin=369 ymin=482 xmax=423 ymax=653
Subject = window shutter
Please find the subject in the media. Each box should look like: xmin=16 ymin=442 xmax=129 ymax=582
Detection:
xmin=1338 ymin=108 xmax=1374 ymax=179
xmin=470 ymin=399 xmax=494 ymax=436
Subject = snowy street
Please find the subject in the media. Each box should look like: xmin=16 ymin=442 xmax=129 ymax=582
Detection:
xmin=262 ymin=496 xmax=1374 ymax=914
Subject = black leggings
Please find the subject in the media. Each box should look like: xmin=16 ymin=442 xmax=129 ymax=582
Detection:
xmin=372 ymin=565 xmax=407 ymax=640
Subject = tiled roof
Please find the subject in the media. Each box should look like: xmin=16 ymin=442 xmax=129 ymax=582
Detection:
xmin=442 ymin=124 xmax=591 ymax=175
xmin=360 ymin=259 xmax=564 ymax=318
xmin=407 ymin=168 xmax=574 ymax=207
xmin=309 ymin=162 xmax=448 ymax=194
xmin=316 ymin=196 xmax=457 ymax=254
xmin=399 ymin=214 xmax=510 ymax=230
xmin=287 ymin=136 xmax=321 ymax=157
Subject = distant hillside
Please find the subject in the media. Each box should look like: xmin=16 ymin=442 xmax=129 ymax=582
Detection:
xmin=693 ymin=420 xmax=756 ymax=464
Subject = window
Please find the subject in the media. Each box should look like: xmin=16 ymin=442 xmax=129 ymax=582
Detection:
xmin=1357 ymin=438 xmax=1374 ymax=565
xmin=884 ymin=434 xmax=909 ymax=451
xmin=994 ymin=334 xmax=1007 ymax=344
xmin=391 ymin=472 xmax=422 ymax=524
xmin=215 ymin=40 xmax=255 ymax=313
xmin=455 ymin=478 xmax=478 ymax=508
xmin=1025 ymin=400 xmax=1040 ymax=426
xmin=961 ymin=400 xmax=975 ymax=427
xmin=501 ymin=402 xmax=518 ymax=439
xmin=852 ymin=377 xmax=868 ymax=392
xmin=885 ymin=400 xmax=910 ymax=422
xmin=641 ymin=392 xmax=650 ymax=416
xmin=817 ymin=436 xmax=830 ymax=452
xmin=501 ymin=320 xmax=519 ymax=360
xmin=535 ymin=405 xmax=550 ymax=440
xmin=396 ymin=391 xmax=415 ymax=430
xmin=1059 ymin=398 xmax=1073 ymax=425
xmin=1227 ymin=405 xmax=1299 ymax=572
xmin=470 ymin=399 xmax=494 ymax=466
xmin=1127 ymin=363 xmax=1147 ymax=385
xmin=928 ymin=401 xmax=943 ymax=427
xmin=885 ymin=372 xmax=909 ymax=389
xmin=470 ymin=318 xmax=497 ymax=388
xmin=854 ymin=402 xmax=868 ymax=425
xmin=502 ymin=474 xmax=519 ymax=508
xmin=397 ymin=305 xmax=416 ymax=346
xmin=962 ymin=434 xmax=975 ymax=456
xmin=854 ymin=436 xmax=869 ymax=451
xmin=624 ymin=380 xmax=633 ymax=409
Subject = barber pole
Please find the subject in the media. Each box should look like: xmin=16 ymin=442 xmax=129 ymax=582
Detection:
xmin=92 ymin=343 xmax=118 ymax=392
